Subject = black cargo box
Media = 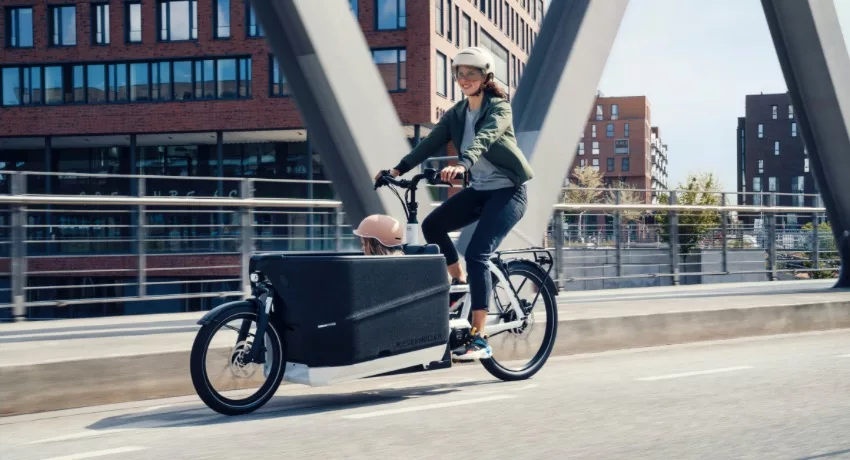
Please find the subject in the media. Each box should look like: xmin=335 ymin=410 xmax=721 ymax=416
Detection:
xmin=250 ymin=252 xmax=450 ymax=368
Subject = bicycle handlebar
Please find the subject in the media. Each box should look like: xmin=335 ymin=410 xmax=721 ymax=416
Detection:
xmin=374 ymin=168 xmax=462 ymax=190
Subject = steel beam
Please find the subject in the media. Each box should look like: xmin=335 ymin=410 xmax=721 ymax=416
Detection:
xmin=459 ymin=0 xmax=629 ymax=252
xmin=249 ymin=0 xmax=426 ymax=229
xmin=762 ymin=0 xmax=850 ymax=287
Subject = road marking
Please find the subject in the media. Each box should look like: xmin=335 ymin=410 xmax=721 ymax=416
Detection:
xmin=342 ymin=394 xmax=517 ymax=420
xmin=636 ymin=366 xmax=754 ymax=381
xmin=28 ymin=415 xmax=216 ymax=445
xmin=29 ymin=429 xmax=134 ymax=444
xmin=42 ymin=447 xmax=147 ymax=460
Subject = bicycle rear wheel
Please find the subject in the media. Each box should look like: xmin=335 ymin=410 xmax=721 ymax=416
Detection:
xmin=481 ymin=259 xmax=558 ymax=381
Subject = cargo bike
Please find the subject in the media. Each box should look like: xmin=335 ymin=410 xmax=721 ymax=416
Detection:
xmin=189 ymin=168 xmax=559 ymax=415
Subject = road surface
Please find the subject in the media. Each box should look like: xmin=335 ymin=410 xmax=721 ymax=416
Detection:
xmin=2 ymin=329 xmax=849 ymax=459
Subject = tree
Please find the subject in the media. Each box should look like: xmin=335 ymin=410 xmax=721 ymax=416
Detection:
xmin=562 ymin=166 xmax=604 ymax=205
xmin=655 ymin=172 xmax=723 ymax=253
xmin=606 ymin=180 xmax=643 ymax=223
xmin=801 ymin=221 xmax=839 ymax=279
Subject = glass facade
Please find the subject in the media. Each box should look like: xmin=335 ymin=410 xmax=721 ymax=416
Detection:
xmin=1 ymin=57 xmax=251 ymax=107
xmin=372 ymin=49 xmax=407 ymax=91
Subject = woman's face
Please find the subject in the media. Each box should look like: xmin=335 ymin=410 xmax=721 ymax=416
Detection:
xmin=455 ymin=65 xmax=484 ymax=97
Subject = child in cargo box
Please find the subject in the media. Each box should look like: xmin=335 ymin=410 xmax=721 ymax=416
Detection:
xmin=352 ymin=214 xmax=404 ymax=256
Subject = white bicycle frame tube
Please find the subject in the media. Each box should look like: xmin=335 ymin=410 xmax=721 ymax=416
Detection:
xmin=449 ymin=260 xmax=526 ymax=335
xmin=405 ymin=222 xmax=420 ymax=245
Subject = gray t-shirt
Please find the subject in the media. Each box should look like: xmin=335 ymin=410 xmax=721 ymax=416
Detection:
xmin=460 ymin=107 xmax=515 ymax=191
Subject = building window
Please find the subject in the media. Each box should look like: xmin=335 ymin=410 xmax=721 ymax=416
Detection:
xmin=758 ymin=124 xmax=764 ymax=138
xmin=2 ymin=68 xmax=19 ymax=105
xmin=804 ymin=158 xmax=810 ymax=173
xmin=130 ymin=63 xmax=150 ymax=101
xmin=577 ymin=143 xmax=584 ymax=155
xmin=768 ymin=176 xmax=777 ymax=192
xmin=91 ymin=4 xmax=110 ymax=45
xmin=788 ymin=104 xmax=794 ymax=119
xmin=45 ymin=66 xmax=63 ymax=104
xmin=173 ymin=61 xmax=193 ymax=100
xmin=215 ymin=0 xmax=231 ymax=38
xmin=245 ymin=3 xmax=263 ymax=37
xmin=592 ymin=141 xmax=599 ymax=155
xmin=50 ymin=5 xmax=77 ymax=46
xmin=108 ymin=63 xmax=128 ymax=102
xmin=377 ymin=0 xmax=406 ymax=30
xmin=624 ymin=123 xmax=630 ymax=137
xmin=446 ymin=0 xmax=453 ymax=41
xmin=216 ymin=59 xmax=238 ymax=99
xmin=607 ymin=158 xmax=615 ymax=172
xmin=579 ymin=159 xmax=586 ymax=168
xmin=436 ymin=51 xmax=447 ymax=96
xmin=606 ymin=124 xmax=614 ymax=138
xmin=758 ymin=159 xmax=764 ymax=174
xmin=6 ymin=7 xmax=34 ymax=48
xmin=611 ymin=104 xmax=619 ymax=120
xmin=752 ymin=177 xmax=762 ymax=205
xmin=87 ymin=64 xmax=107 ymax=103
xmin=372 ymin=48 xmax=407 ymax=92
xmin=479 ymin=31 xmax=509 ymax=87
xmin=270 ymin=56 xmax=292 ymax=97
xmin=621 ymin=157 xmax=630 ymax=172
xmin=591 ymin=158 xmax=599 ymax=171
xmin=792 ymin=176 xmax=805 ymax=206
xmin=159 ymin=0 xmax=198 ymax=41
xmin=615 ymin=139 xmax=629 ymax=154
xmin=791 ymin=122 xmax=797 ymax=137
xmin=591 ymin=125 xmax=597 ymax=138
xmin=771 ymin=105 xmax=777 ymax=119
xmin=151 ymin=62 xmax=171 ymax=100
xmin=436 ymin=0 xmax=443 ymax=35
xmin=774 ymin=141 xmax=780 ymax=156
xmin=126 ymin=2 xmax=142 ymax=43
xmin=195 ymin=60 xmax=215 ymax=99
xmin=461 ymin=14 xmax=471 ymax=49
xmin=596 ymin=104 xmax=603 ymax=121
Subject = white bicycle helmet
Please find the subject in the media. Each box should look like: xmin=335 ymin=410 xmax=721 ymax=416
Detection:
xmin=452 ymin=47 xmax=496 ymax=78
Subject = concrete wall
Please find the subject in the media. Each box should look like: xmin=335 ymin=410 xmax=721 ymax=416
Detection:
xmin=560 ymin=248 xmax=769 ymax=291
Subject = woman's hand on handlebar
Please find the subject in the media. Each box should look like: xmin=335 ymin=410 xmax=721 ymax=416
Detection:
xmin=440 ymin=165 xmax=466 ymax=183
xmin=375 ymin=169 xmax=400 ymax=183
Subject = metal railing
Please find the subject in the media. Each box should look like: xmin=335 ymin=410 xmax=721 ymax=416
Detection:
xmin=0 ymin=171 xmax=840 ymax=321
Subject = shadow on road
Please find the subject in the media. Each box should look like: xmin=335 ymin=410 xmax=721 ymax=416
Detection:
xmin=795 ymin=448 xmax=850 ymax=460
xmin=85 ymin=379 xmax=501 ymax=431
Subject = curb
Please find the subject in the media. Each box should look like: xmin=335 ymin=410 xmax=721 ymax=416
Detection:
xmin=2 ymin=300 xmax=849 ymax=416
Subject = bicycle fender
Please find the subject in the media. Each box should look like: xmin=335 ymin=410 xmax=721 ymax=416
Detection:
xmin=197 ymin=299 xmax=257 ymax=326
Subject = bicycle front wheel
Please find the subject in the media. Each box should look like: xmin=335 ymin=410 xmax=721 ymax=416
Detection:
xmin=482 ymin=259 xmax=558 ymax=381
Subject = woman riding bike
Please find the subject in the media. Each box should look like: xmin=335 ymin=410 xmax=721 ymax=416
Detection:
xmin=375 ymin=47 xmax=534 ymax=361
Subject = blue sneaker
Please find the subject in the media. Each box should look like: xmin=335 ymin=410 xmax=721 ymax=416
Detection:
xmin=453 ymin=329 xmax=492 ymax=361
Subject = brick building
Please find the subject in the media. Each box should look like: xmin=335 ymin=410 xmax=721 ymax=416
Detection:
xmin=571 ymin=94 xmax=666 ymax=204
xmin=0 ymin=0 xmax=544 ymax=318
xmin=736 ymin=92 xmax=817 ymax=227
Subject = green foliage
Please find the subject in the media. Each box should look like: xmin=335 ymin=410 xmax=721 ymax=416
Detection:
xmin=801 ymin=221 xmax=839 ymax=279
xmin=655 ymin=173 xmax=723 ymax=254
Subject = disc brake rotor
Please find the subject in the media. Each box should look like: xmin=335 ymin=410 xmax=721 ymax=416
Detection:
xmin=229 ymin=341 xmax=259 ymax=379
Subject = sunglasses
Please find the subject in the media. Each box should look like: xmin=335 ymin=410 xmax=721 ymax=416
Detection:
xmin=454 ymin=69 xmax=484 ymax=81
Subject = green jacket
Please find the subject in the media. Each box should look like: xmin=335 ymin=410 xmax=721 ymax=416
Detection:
xmin=394 ymin=95 xmax=534 ymax=186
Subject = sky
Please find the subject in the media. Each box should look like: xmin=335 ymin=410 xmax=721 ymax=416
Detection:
xmin=590 ymin=0 xmax=850 ymax=190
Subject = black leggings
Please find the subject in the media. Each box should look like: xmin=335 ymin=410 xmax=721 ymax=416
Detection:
xmin=421 ymin=184 xmax=527 ymax=311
